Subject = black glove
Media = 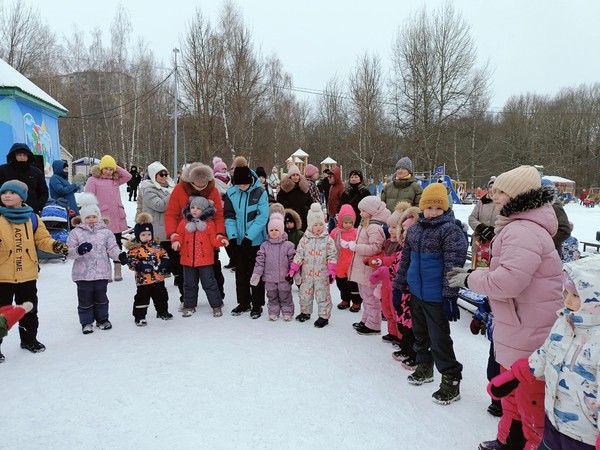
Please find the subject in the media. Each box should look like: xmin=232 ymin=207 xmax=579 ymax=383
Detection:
xmin=285 ymin=275 xmax=293 ymax=284
xmin=241 ymin=238 xmax=252 ymax=247
xmin=52 ymin=241 xmax=69 ymax=256
xmin=443 ymin=297 xmax=460 ymax=322
xmin=327 ymin=274 xmax=335 ymax=284
xmin=77 ymin=242 xmax=93 ymax=255
xmin=480 ymin=226 xmax=495 ymax=242
xmin=157 ymin=258 xmax=170 ymax=273
xmin=118 ymin=252 xmax=128 ymax=265
xmin=489 ymin=375 xmax=520 ymax=399
xmin=135 ymin=262 xmax=154 ymax=273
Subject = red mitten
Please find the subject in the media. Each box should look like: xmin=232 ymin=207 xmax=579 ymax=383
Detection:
xmin=511 ymin=358 xmax=536 ymax=384
xmin=487 ymin=370 xmax=519 ymax=400
xmin=0 ymin=302 xmax=32 ymax=329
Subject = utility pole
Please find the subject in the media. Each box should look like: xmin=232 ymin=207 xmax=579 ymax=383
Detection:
xmin=173 ymin=47 xmax=179 ymax=177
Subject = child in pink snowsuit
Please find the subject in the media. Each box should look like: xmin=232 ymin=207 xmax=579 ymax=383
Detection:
xmin=348 ymin=196 xmax=390 ymax=335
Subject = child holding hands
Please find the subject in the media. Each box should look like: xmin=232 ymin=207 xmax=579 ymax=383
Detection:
xmin=67 ymin=193 xmax=125 ymax=334
xmin=171 ymin=196 xmax=228 ymax=317
xmin=250 ymin=213 xmax=296 ymax=321
xmin=488 ymin=255 xmax=600 ymax=450
xmin=288 ymin=203 xmax=336 ymax=328
xmin=123 ymin=212 xmax=173 ymax=326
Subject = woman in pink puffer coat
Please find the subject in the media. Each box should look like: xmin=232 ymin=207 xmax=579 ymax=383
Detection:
xmin=448 ymin=165 xmax=563 ymax=450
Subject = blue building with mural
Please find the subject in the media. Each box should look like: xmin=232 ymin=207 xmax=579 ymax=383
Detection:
xmin=0 ymin=58 xmax=68 ymax=177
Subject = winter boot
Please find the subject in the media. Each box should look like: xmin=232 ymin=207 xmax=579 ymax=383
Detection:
xmin=487 ymin=400 xmax=503 ymax=417
xmin=113 ymin=262 xmax=123 ymax=282
xmin=20 ymin=340 xmax=46 ymax=353
xmin=314 ymin=317 xmax=329 ymax=328
xmin=295 ymin=313 xmax=311 ymax=322
xmin=97 ymin=320 xmax=112 ymax=330
xmin=355 ymin=323 xmax=381 ymax=335
xmin=135 ymin=318 xmax=148 ymax=327
xmin=432 ymin=374 xmax=461 ymax=405
xmin=181 ymin=308 xmax=196 ymax=318
xmin=382 ymin=334 xmax=401 ymax=345
xmin=478 ymin=440 xmax=506 ymax=450
xmin=0 ymin=351 xmax=4 ymax=363
xmin=337 ymin=301 xmax=350 ymax=310
xmin=407 ymin=363 xmax=434 ymax=385
xmin=82 ymin=324 xmax=94 ymax=334
xmin=213 ymin=307 xmax=223 ymax=318
xmin=231 ymin=304 xmax=251 ymax=316
xmin=250 ymin=306 xmax=263 ymax=320
xmin=157 ymin=313 xmax=174 ymax=320
xmin=349 ymin=303 xmax=361 ymax=313
xmin=352 ymin=321 xmax=365 ymax=330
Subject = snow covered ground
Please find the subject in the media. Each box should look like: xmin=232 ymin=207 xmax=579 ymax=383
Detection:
xmin=2 ymin=189 xmax=599 ymax=450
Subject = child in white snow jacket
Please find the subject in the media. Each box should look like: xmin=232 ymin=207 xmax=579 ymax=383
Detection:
xmin=488 ymin=254 xmax=600 ymax=450
xmin=250 ymin=213 xmax=296 ymax=321
xmin=288 ymin=203 xmax=336 ymax=328
xmin=67 ymin=193 xmax=124 ymax=334
xmin=123 ymin=212 xmax=173 ymax=326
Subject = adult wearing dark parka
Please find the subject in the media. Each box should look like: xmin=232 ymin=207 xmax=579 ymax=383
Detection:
xmin=380 ymin=157 xmax=422 ymax=212
xmin=0 ymin=143 xmax=48 ymax=214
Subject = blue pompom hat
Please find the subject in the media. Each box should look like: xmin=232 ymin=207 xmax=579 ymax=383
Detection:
xmin=0 ymin=179 xmax=28 ymax=202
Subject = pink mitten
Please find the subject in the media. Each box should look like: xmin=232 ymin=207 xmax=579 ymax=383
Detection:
xmin=327 ymin=263 xmax=336 ymax=284
xmin=487 ymin=370 xmax=519 ymax=400
xmin=250 ymin=273 xmax=261 ymax=286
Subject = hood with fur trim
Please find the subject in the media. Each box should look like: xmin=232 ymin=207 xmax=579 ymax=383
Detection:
xmin=284 ymin=208 xmax=302 ymax=230
xmin=280 ymin=173 xmax=309 ymax=194
xmin=494 ymin=186 xmax=557 ymax=236
xmin=90 ymin=165 xmax=121 ymax=180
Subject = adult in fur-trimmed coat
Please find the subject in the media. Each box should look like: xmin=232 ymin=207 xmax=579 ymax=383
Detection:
xmin=276 ymin=165 xmax=312 ymax=231
xmin=338 ymin=169 xmax=371 ymax=227
xmin=449 ymin=165 xmax=563 ymax=449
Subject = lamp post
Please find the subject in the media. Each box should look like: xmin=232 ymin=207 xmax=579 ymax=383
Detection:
xmin=173 ymin=47 xmax=179 ymax=176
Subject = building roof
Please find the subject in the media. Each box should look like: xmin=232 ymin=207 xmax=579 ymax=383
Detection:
xmin=321 ymin=156 xmax=337 ymax=164
xmin=543 ymin=175 xmax=575 ymax=184
xmin=0 ymin=58 xmax=67 ymax=113
xmin=292 ymin=148 xmax=309 ymax=157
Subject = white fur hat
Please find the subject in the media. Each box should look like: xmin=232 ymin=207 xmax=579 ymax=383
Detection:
xmin=78 ymin=192 xmax=102 ymax=220
xmin=306 ymin=203 xmax=325 ymax=230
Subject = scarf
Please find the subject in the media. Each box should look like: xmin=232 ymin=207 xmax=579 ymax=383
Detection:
xmin=0 ymin=205 xmax=34 ymax=224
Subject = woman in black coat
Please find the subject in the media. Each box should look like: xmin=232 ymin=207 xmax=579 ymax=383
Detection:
xmin=338 ymin=169 xmax=371 ymax=227
xmin=127 ymin=165 xmax=142 ymax=201
xmin=276 ymin=165 xmax=312 ymax=231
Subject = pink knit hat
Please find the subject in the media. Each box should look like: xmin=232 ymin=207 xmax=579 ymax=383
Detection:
xmin=268 ymin=213 xmax=285 ymax=234
xmin=305 ymin=164 xmax=318 ymax=178
xmin=213 ymin=157 xmax=228 ymax=173
xmin=287 ymin=165 xmax=301 ymax=176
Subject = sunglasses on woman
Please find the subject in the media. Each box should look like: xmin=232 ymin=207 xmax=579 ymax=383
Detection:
xmin=157 ymin=172 xmax=168 ymax=177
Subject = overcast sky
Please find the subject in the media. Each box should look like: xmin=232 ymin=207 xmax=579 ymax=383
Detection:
xmin=33 ymin=0 xmax=600 ymax=109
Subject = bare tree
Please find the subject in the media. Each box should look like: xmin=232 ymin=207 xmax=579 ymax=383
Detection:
xmin=348 ymin=53 xmax=386 ymax=175
xmin=0 ymin=1 xmax=57 ymax=77
xmin=390 ymin=2 xmax=489 ymax=173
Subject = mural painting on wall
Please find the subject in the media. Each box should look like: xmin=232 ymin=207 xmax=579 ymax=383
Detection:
xmin=23 ymin=112 xmax=53 ymax=176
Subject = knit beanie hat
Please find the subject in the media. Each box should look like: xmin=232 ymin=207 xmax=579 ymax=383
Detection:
xmin=305 ymin=164 xmax=319 ymax=178
xmin=189 ymin=196 xmax=211 ymax=211
xmin=78 ymin=192 xmax=102 ymax=221
xmin=255 ymin=166 xmax=267 ymax=178
xmin=0 ymin=179 xmax=28 ymax=201
xmin=99 ymin=155 xmax=117 ymax=170
xmin=349 ymin=169 xmax=364 ymax=183
xmin=395 ymin=157 xmax=413 ymax=174
xmin=233 ymin=166 xmax=253 ymax=185
xmin=287 ymin=165 xmax=301 ymax=177
xmin=134 ymin=212 xmax=154 ymax=241
xmin=387 ymin=201 xmax=411 ymax=228
xmin=357 ymin=195 xmax=385 ymax=216
xmin=183 ymin=162 xmax=214 ymax=184
xmin=306 ymin=203 xmax=325 ymax=230
xmin=492 ymin=165 xmax=541 ymax=198
xmin=419 ymin=183 xmax=449 ymax=211
xmin=213 ymin=157 xmax=228 ymax=173
xmin=268 ymin=212 xmax=285 ymax=234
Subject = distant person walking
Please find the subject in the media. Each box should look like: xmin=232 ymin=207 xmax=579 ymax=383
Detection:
xmin=127 ymin=166 xmax=142 ymax=202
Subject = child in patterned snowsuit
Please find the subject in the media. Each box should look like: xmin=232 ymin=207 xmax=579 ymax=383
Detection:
xmin=68 ymin=193 xmax=124 ymax=334
xmin=172 ymin=196 xmax=228 ymax=318
xmin=251 ymin=213 xmax=296 ymax=321
xmin=288 ymin=203 xmax=336 ymax=328
xmin=330 ymin=204 xmax=361 ymax=312
xmin=488 ymin=255 xmax=600 ymax=450
xmin=124 ymin=212 xmax=172 ymax=326
xmin=347 ymin=196 xmax=390 ymax=336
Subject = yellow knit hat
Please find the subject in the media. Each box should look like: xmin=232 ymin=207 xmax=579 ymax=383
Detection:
xmin=99 ymin=155 xmax=117 ymax=170
xmin=419 ymin=183 xmax=449 ymax=211
xmin=492 ymin=165 xmax=541 ymax=198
